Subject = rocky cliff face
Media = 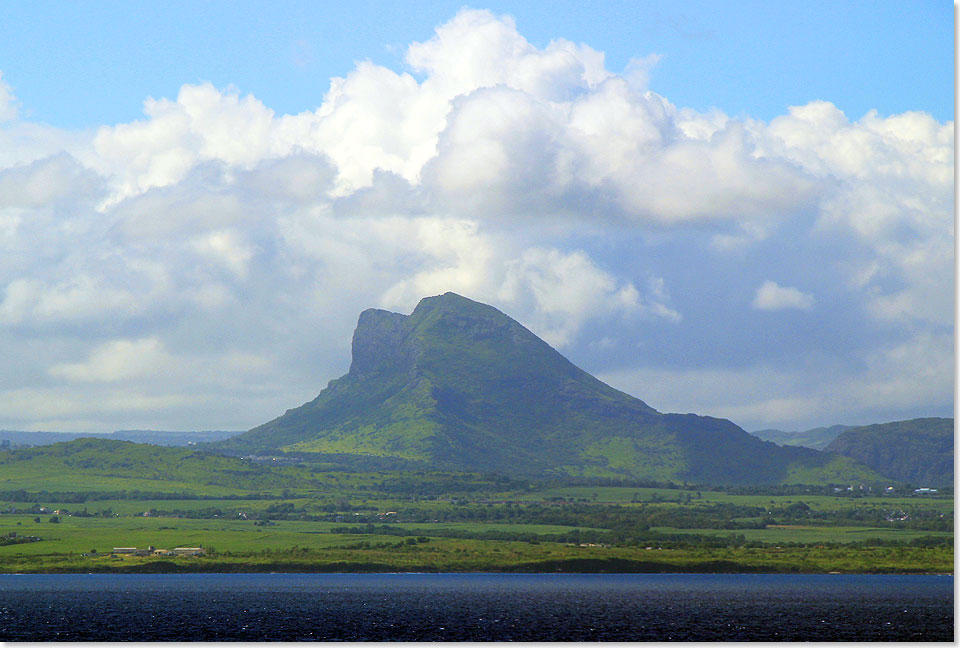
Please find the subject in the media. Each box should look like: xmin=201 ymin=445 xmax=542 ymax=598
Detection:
xmin=350 ymin=309 xmax=418 ymax=377
xmin=212 ymin=293 xmax=884 ymax=485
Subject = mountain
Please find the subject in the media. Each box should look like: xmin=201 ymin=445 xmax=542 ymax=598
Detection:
xmin=213 ymin=293 xmax=881 ymax=485
xmin=751 ymin=425 xmax=851 ymax=451
xmin=825 ymin=418 xmax=954 ymax=486
xmin=108 ymin=430 xmax=240 ymax=445
xmin=0 ymin=429 xmax=239 ymax=447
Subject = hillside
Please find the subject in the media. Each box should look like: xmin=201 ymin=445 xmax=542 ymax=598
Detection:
xmin=751 ymin=425 xmax=850 ymax=450
xmin=0 ymin=438 xmax=317 ymax=494
xmin=825 ymin=418 xmax=954 ymax=486
xmin=213 ymin=293 xmax=881 ymax=486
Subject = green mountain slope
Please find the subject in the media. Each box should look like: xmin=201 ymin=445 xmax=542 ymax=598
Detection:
xmin=825 ymin=418 xmax=954 ymax=486
xmin=214 ymin=293 xmax=883 ymax=486
xmin=751 ymin=425 xmax=851 ymax=450
xmin=0 ymin=438 xmax=317 ymax=494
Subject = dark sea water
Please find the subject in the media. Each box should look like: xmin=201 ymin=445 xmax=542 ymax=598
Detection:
xmin=0 ymin=572 xmax=952 ymax=641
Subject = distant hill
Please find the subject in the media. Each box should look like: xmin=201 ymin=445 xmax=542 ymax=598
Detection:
xmin=213 ymin=292 xmax=881 ymax=486
xmin=751 ymin=425 xmax=851 ymax=451
xmin=0 ymin=429 xmax=240 ymax=448
xmin=0 ymin=438 xmax=317 ymax=494
xmin=825 ymin=418 xmax=954 ymax=487
xmin=109 ymin=430 xmax=241 ymax=445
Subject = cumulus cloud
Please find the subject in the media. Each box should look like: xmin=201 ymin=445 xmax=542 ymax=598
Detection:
xmin=89 ymin=83 xmax=285 ymax=203
xmin=497 ymin=249 xmax=679 ymax=347
xmin=406 ymin=10 xmax=610 ymax=99
xmin=60 ymin=9 xmax=818 ymax=227
xmin=0 ymin=9 xmax=951 ymax=431
xmin=752 ymin=281 xmax=815 ymax=311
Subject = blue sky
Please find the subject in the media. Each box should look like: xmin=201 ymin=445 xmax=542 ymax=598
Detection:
xmin=2 ymin=1 xmax=951 ymax=127
xmin=0 ymin=3 xmax=952 ymax=434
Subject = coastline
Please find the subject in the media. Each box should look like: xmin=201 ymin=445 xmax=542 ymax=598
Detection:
xmin=0 ymin=556 xmax=952 ymax=575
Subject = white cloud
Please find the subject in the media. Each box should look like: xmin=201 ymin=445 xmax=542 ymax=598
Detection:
xmin=46 ymin=9 xmax=818 ymax=229
xmin=89 ymin=83 xmax=284 ymax=203
xmin=497 ymin=248 xmax=679 ymax=347
xmin=405 ymin=10 xmax=611 ymax=101
xmin=752 ymin=281 xmax=815 ymax=311
xmin=0 ymin=12 xmax=951 ymax=432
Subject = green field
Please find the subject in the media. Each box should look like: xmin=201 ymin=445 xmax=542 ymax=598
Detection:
xmin=0 ymin=516 xmax=604 ymax=555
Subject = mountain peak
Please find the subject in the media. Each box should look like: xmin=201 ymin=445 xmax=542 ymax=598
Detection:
xmin=420 ymin=290 xmax=467 ymax=304
xmin=411 ymin=292 xmax=506 ymax=320
xmin=350 ymin=293 xmax=508 ymax=378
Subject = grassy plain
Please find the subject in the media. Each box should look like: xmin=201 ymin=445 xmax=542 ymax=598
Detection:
xmin=0 ymin=515 xmax=601 ymax=554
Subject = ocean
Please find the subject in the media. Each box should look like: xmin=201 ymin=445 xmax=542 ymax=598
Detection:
xmin=0 ymin=572 xmax=952 ymax=641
